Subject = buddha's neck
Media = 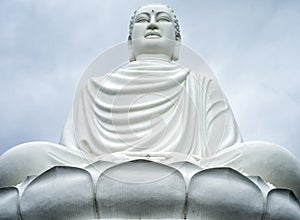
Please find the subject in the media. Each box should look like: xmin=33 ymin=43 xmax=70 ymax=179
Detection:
xmin=135 ymin=54 xmax=172 ymax=62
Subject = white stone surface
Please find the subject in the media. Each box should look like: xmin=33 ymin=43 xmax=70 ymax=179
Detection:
xmin=96 ymin=160 xmax=186 ymax=219
xmin=20 ymin=166 xmax=96 ymax=220
xmin=168 ymin=161 xmax=201 ymax=188
xmin=265 ymin=189 xmax=300 ymax=220
xmin=0 ymin=187 xmax=19 ymax=220
xmin=0 ymin=161 xmax=299 ymax=219
xmin=187 ymin=168 xmax=264 ymax=219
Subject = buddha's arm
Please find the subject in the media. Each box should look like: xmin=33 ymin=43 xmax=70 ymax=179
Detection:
xmin=59 ymin=110 xmax=78 ymax=149
xmin=200 ymin=74 xmax=243 ymax=157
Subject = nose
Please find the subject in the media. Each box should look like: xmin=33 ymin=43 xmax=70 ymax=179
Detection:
xmin=147 ymin=17 xmax=158 ymax=30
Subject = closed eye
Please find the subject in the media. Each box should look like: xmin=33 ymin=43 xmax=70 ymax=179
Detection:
xmin=136 ymin=18 xmax=149 ymax=23
xmin=157 ymin=16 xmax=171 ymax=22
xmin=135 ymin=13 xmax=150 ymax=23
xmin=156 ymin=12 xmax=172 ymax=22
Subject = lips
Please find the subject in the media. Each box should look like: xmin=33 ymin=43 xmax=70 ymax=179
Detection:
xmin=145 ymin=31 xmax=161 ymax=38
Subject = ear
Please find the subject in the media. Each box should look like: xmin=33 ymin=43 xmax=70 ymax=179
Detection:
xmin=127 ymin=38 xmax=136 ymax=62
xmin=172 ymin=40 xmax=181 ymax=61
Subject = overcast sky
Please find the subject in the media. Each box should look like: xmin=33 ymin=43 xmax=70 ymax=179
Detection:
xmin=0 ymin=0 xmax=299 ymax=160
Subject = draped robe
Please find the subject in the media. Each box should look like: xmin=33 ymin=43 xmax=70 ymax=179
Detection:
xmin=61 ymin=59 xmax=242 ymax=162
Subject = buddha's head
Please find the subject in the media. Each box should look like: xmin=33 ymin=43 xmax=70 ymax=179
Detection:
xmin=128 ymin=4 xmax=181 ymax=62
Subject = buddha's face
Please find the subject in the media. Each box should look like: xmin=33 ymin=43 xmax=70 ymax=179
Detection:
xmin=129 ymin=4 xmax=180 ymax=61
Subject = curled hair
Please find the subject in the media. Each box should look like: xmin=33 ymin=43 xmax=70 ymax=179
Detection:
xmin=128 ymin=4 xmax=181 ymax=41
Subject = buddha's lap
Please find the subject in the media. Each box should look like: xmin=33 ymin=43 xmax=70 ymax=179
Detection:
xmin=0 ymin=141 xmax=299 ymax=197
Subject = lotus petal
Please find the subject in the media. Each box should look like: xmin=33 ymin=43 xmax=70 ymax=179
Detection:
xmin=187 ymin=167 xmax=264 ymax=219
xmin=96 ymin=159 xmax=186 ymax=219
xmin=265 ymin=188 xmax=300 ymax=220
xmin=20 ymin=166 xmax=96 ymax=220
xmin=0 ymin=187 xmax=19 ymax=220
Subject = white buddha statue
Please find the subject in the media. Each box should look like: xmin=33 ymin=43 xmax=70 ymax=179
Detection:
xmin=0 ymin=3 xmax=299 ymax=198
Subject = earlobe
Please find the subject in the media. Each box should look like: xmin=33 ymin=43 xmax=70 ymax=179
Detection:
xmin=172 ymin=40 xmax=181 ymax=61
xmin=127 ymin=39 xmax=136 ymax=62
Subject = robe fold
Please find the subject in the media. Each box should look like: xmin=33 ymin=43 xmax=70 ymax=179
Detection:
xmin=61 ymin=59 xmax=242 ymax=161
